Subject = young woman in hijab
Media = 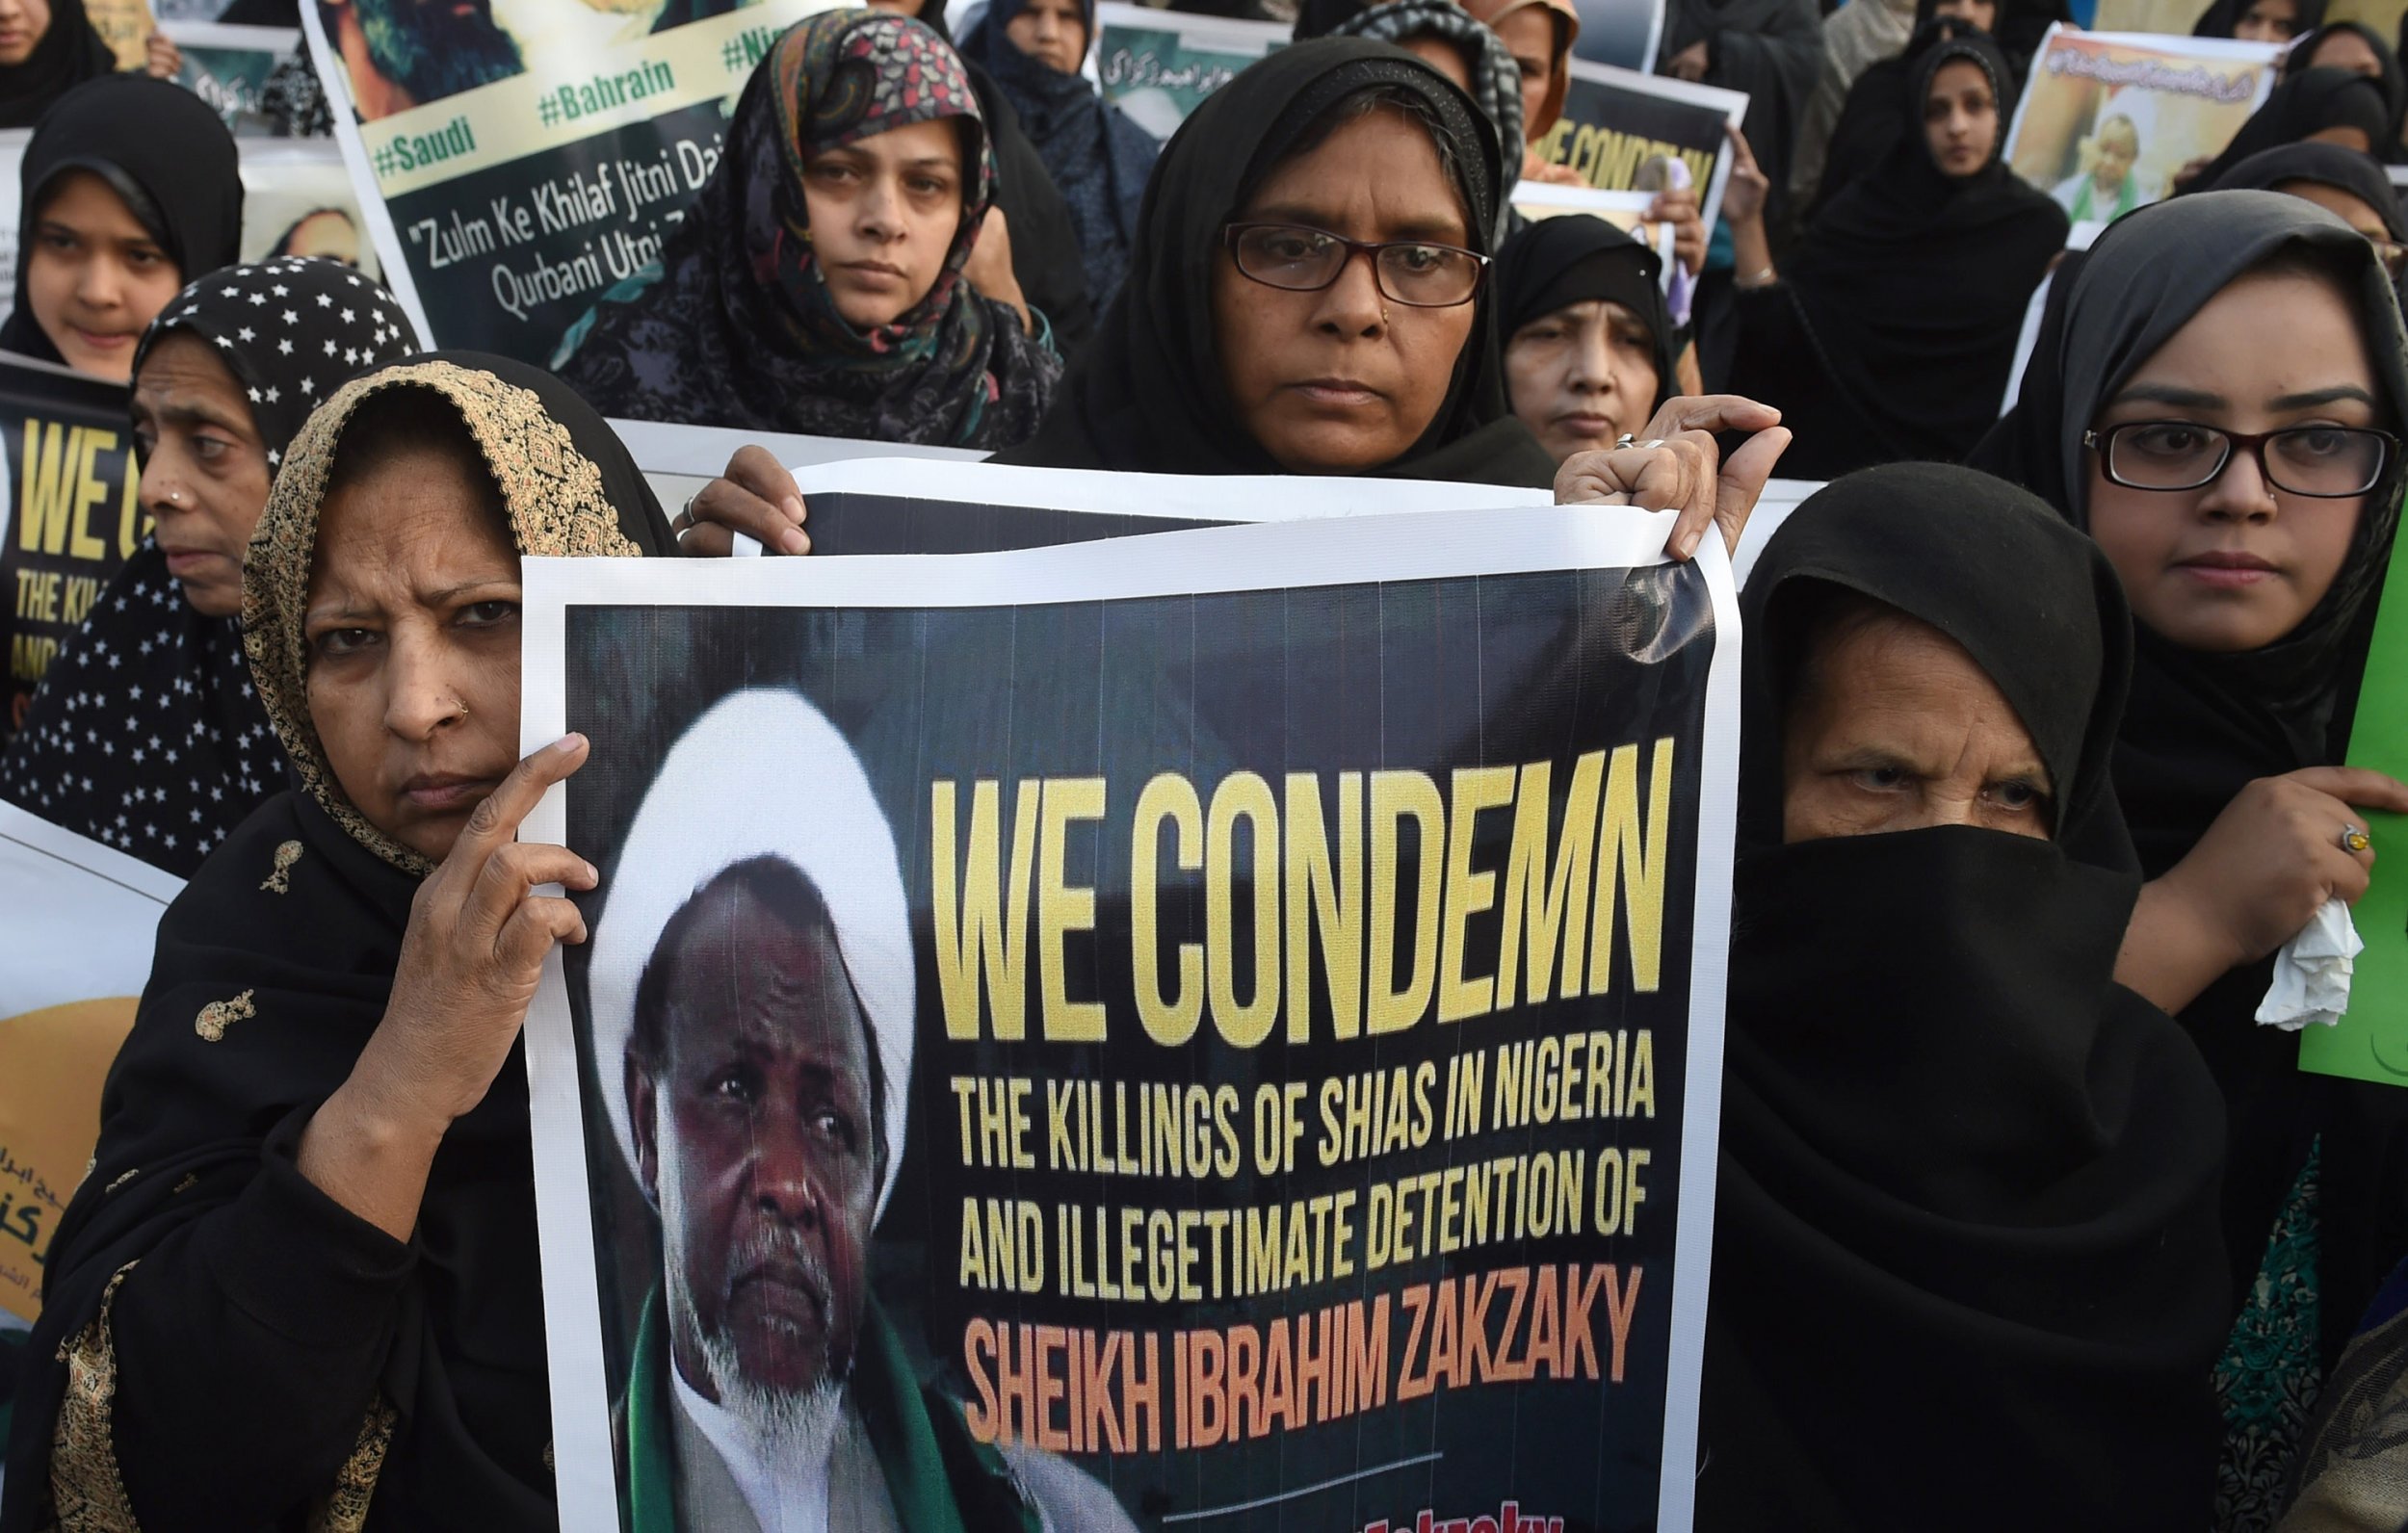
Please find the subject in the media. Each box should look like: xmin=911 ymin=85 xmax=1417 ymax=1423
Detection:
xmin=1811 ymin=8 xmax=1975 ymax=218
xmin=1969 ymin=191 xmax=2408 ymax=1529
xmin=1495 ymin=214 xmax=1678 ymax=464
xmin=866 ymin=0 xmax=1098 ymax=355
xmin=2180 ymin=67 xmax=2395 ymax=194
xmin=1726 ymin=30 xmax=2065 ymax=477
xmin=0 ymin=353 xmax=678 ymax=1532
xmin=1699 ymin=462 xmax=2230 ymax=1529
xmin=0 ymin=0 xmax=116 ymax=129
xmin=554 ymin=11 xmax=1060 ymax=449
xmin=2197 ymin=0 xmax=2321 ymax=43
xmin=0 ymin=259 xmax=419 ymax=876
xmin=0 ymin=75 xmax=241 ymax=380
xmin=963 ymin=0 xmax=1160 ymax=312
xmin=1796 ymin=0 xmax=1991 ymax=217
xmin=1656 ymin=0 xmax=1825 ymax=228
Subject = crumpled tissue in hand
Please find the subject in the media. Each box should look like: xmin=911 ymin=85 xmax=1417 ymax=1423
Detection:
xmin=2256 ymin=896 xmax=2366 ymax=1031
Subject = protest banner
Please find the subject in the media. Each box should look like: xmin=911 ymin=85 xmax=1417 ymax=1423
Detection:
xmin=2298 ymin=552 xmax=2408 ymax=1086
xmin=0 ymin=801 xmax=184 ymax=1324
xmin=300 ymin=0 xmax=843 ymax=366
xmin=0 ymin=356 xmax=140 ymax=739
xmin=1569 ymin=0 xmax=1663 ymax=74
xmin=2005 ymin=26 xmax=2278 ymax=227
xmin=520 ymin=488 xmax=1737 ymax=1531
xmin=1535 ymin=61 xmax=1743 ymax=234
xmin=1093 ymin=1 xmax=1285 ymax=142
xmin=160 ymin=19 xmax=298 ymax=132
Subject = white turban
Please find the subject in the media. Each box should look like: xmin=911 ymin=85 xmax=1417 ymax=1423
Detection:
xmin=586 ymin=688 xmax=915 ymax=1223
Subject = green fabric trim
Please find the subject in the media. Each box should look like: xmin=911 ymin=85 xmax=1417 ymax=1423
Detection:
xmin=618 ymin=1288 xmax=1037 ymax=1533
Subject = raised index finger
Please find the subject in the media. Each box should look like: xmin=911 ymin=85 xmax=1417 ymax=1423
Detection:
xmin=1641 ymin=394 xmax=1783 ymax=442
xmin=452 ymin=734 xmax=590 ymax=867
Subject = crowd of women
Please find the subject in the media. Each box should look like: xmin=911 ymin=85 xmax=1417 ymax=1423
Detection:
xmin=0 ymin=0 xmax=2402 ymax=1523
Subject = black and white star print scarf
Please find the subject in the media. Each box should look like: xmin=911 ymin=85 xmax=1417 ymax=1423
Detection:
xmin=0 ymin=257 xmax=419 ymax=876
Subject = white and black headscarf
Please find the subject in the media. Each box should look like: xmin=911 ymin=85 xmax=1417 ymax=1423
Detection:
xmin=0 ymin=258 xmax=419 ymax=876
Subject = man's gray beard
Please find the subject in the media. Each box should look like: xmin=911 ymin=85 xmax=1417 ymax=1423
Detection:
xmin=670 ymin=1269 xmax=847 ymax=1463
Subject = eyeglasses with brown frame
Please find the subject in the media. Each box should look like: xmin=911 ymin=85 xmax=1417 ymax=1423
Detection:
xmin=1222 ymin=221 xmax=1489 ymax=309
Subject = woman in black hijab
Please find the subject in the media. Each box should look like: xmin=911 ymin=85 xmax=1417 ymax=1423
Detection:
xmin=999 ymin=39 xmax=1557 ymax=484
xmin=1728 ymin=29 xmax=2065 ymax=477
xmin=1971 ymin=191 xmax=2408 ymax=1528
xmin=1807 ymin=12 xmax=1978 ymax=221
xmin=1495 ymin=213 xmax=1677 ymax=463
xmin=2184 ymin=67 xmax=2395 ymax=192
xmin=0 ymin=75 xmax=242 ymax=379
xmin=1657 ymin=0 xmax=1825 ymax=228
xmin=1699 ymin=462 xmax=2230 ymax=1528
xmin=0 ymin=352 xmax=673 ymax=1533
xmin=2195 ymin=0 xmax=2323 ymax=43
xmin=2285 ymin=20 xmax=2407 ymax=151
xmin=0 ymin=0 xmax=116 ymax=129
xmin=0 ymin=258 xmax=420 ymax=876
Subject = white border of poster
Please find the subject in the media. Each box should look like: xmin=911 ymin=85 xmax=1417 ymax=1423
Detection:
xmin=297 ymin=0 xmax=441 ymax=346
xmin=519 ymin=498 xmax=1740 ymax=1532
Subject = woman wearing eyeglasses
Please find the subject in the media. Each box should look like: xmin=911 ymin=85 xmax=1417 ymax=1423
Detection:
xmin=995 ymin=37 xmax=1560 ymax=484
xmin=1974 ymin=189 xmax=2408 ymax=1531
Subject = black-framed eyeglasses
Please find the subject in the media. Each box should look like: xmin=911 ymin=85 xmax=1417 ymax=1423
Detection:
xmin=1222 ymin=221 xmax=1488 ymax=309
xmin=2083 ymin=420 xmax=2397 ymax=497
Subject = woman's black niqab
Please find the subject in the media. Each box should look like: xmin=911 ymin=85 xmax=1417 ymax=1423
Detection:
xmin=2286 ymin=21 xmax=2408 ymax=150
xmin=0 ymin=75 xmax=243 ymax=366
xmin=1967 ymin=189 xmax=2408 ymax=1359
xmin=996 ymin=39 xmax=1557 ymax=486
xmin=1699 ymin=461 xmax=2229 ymax=1528
xmin=2186 ymin=66 xmax=2395 ymax=190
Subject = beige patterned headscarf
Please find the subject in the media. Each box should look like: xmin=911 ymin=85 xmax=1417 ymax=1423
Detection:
xmin=240 ymin=358 xmax=650 ymax=877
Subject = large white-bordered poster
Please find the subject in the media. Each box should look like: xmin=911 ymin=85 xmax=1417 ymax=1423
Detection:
xmin=520 ymin=495 xmax=1739 ymax=1531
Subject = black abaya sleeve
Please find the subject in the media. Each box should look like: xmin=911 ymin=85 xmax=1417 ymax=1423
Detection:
xmin=99 ymin=1107 xmax=415 ymax=1523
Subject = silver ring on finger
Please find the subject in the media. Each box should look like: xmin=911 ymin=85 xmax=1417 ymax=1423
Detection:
xmin=2342 ymin=823 xmax=2373 ymax=854
xmin=673 ymin=493 xmax=699 ymax=533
